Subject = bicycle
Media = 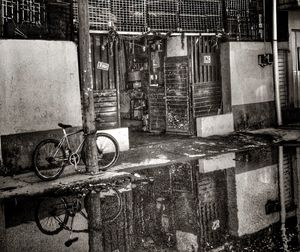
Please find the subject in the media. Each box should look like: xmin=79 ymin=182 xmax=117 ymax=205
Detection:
xmin=33 ymin=123 xmax=119 ymax=181
xmin=34 ymin=185 xmax=122 ymax=247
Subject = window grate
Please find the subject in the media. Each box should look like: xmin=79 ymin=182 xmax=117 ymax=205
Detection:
xmin=111 ymin=0 xmax=146 ymax=32
xmin=225 ymin=0 xmax=261 ymax=40
xmin=1 ymin=0 xmax=46 ymax=25
xmin=179 ymin=0 xmax=223 ymax=33
xmin=146 ymin=0 xmax=178 ymax=31
xmin=73 ymin=0 xmax=111 ymax=30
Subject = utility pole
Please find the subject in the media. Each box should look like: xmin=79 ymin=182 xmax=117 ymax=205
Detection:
xmin=78 ymin=2 xmax=103 ymax=252
xmin=78 ymin=0 xmax=98 ymax=173
xmin=86 ymin=191 xmax=104 ymax=252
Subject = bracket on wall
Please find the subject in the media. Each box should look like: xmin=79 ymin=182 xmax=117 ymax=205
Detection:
xmin=258 ymin=54 xmax=273 ymax=67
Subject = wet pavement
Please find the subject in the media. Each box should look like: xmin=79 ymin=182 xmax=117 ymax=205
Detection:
xmin=2 ymin=144 xmax=300 ymax=251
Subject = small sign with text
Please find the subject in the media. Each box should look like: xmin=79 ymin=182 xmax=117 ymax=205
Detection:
xmin=97 ymin=61 xmax=109 ymax=71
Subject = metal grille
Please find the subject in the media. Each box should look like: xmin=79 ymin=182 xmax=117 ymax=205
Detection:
xmin=147 ymin=0 xmax=178 ymax=31
xmin=71 ymin=0 xmax=263 ymax=41
xmin=179 ymin=0 xmax=223 ymax=32
xmin=225 ymin=0 xmax=261 ymax=40
xmin=73 ymin=0 xmax=111 ymax=30
xmin=111 ymin=0 xmax=146 ymax=32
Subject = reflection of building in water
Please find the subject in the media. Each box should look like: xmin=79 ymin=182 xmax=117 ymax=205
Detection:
xmin=3 ymin=147 xmax=300 ymax=251
xmin=126 ymin=147 xmax=298 ymax=251
xmin=130 ymin=154 xmax=235 ymax=251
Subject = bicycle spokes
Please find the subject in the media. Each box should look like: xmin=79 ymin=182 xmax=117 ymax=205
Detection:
xmin=96 ymin=134 xmax=119 ymax=169
xmin=35 ymin=198 xmax=69 ymax=235
xmin=34 ymin=140 xmax=67 ymax=180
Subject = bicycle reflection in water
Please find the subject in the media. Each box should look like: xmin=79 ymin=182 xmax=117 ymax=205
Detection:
xmin=35 ymin=183 xmax=123 ymax=247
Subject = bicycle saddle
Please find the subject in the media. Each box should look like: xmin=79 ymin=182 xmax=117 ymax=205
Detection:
xmin=58 ymin=123 xmax=72 ymax=129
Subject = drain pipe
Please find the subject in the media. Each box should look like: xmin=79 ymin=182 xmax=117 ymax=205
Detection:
xmin=273 ymin=0 xmax=283 ymax=125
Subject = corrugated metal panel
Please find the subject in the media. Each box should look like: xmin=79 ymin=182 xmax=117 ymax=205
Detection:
xmin=278 ymin=50 xmax=288 ymax=110
xmin=94 ymin=90 xmax=118 ymax=129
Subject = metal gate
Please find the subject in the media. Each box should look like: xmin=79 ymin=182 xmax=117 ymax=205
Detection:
xmin=165 ymin=56 xmax=191 ymax=133
xmin=188 ymin=36 xmax=222 ymax=118
xmin=90 ymin=34 xmax=120 ymax=129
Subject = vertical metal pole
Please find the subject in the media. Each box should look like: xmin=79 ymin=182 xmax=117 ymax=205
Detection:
xmin=86 ymin=191 xmax=103 ymax=252
xmin=78 ymin=0 xmax=98 ymax=173
xmin=295 ymin=32 xmax=299 ymax=107
xmin=273 ymin=0 xmax=282 ymax=125
xmin=115 ymin=41 xmax=121 ymax=127
xmin=0 ymin=199 xmax=6 ymax=252
xmin=296 ymin=148 xmax=300 ymax=243
xmin=278 ymin=146 xmax=288 ymax=251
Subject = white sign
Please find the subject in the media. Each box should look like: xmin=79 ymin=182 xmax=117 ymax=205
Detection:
xmin=97 ymin=61 xmax=109 ymax=71
xmin=203 ymin=55 xmax=211 ymax=64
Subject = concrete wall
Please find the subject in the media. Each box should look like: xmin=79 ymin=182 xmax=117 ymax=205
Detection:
xmin=229 ymin=42 xmax=274 ymax=106
xmin=221 ymin=42 xmax=276 ymax=130
xmin=235 ymin=164 xmax=279 ymax=236
xmin=0 ymin=40 xmax=82 ymax=136
xmin=226 ymin=147 xmax=279 ymax=236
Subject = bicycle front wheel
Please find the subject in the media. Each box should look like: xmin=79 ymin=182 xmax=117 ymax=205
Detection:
xmin=96 ymin=133 xmax=119 ymax=170
xmin=33 ymin=139 xmax=66 ymax=181
xmin=35 ymin=197 xmax=69 ymax=235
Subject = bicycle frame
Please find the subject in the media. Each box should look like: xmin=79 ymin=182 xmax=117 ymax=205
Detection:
xmin=53 ymin=128 xmax=85 ymax=158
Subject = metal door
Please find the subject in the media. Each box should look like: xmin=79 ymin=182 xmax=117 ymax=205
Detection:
xmin=165 ymin=56 xmax=191 ymax=133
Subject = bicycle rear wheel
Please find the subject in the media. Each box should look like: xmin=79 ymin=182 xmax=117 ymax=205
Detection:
xmin=96 ymin=133 xmax=119 ymax=171
xmin=33 ymin=139 xmax=66 ymax=181
xmin=35 ymin=197 xmax=69 ymax=235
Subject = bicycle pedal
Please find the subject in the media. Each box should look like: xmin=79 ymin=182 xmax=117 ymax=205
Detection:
xmin=65 ymin=237 xmax=79 ymax=247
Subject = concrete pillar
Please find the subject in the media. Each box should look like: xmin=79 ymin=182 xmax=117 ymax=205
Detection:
xmin=0 ymin=199 xmax=7 ymax=252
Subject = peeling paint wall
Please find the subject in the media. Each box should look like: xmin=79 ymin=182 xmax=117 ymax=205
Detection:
xmin=0 ymin=40 xmax=82 ymax=136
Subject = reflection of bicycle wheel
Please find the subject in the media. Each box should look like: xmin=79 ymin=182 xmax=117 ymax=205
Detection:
xmin=33 ymin=139 xmax=66 ymax=181
xmin=35 ymin=197 xmax=69 ymax=235
xmin=101 ymin=188 xmax=122 ymax=223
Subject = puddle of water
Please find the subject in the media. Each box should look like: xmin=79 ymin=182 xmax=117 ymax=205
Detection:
xmin=3 ymin=145 xmax=300 ymax=251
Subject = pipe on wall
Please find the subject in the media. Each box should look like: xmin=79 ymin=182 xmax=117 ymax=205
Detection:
xmin=273 ymin=0 xmax=283 ymax=125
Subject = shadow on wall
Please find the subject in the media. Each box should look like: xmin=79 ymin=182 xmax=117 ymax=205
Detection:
xmin=1 ymin=128 xmax=82 ymax=175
